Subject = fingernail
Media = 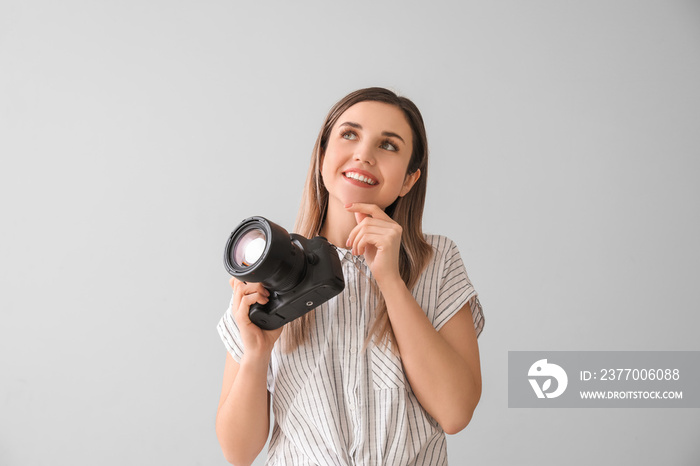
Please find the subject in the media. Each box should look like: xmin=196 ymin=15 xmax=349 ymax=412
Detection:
xmin=346 ymin=238 xmax=351 ymax=248
xmin=344 ymin=203 xmax=353 ymax=208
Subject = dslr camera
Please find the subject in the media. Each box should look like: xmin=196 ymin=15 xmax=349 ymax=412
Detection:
xmin=224 ymin=216 xmax=345 ymax=330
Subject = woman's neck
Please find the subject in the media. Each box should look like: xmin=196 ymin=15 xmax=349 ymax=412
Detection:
xmin=319 ymin=198 xmax=357 ymax=249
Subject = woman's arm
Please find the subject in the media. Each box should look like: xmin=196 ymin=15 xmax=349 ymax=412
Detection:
xmin=345 ymin=203 xmax=482 ymax=434
xmin=216 ymin=353 xmax=271 ymax=465
xmin=379 ymin=280 xmax=481 ymax=434
xmin=215 ymin=278 xmax=282 ymax=465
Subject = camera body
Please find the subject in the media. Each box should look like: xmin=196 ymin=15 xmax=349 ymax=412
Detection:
xmin=248 ymin=234 xmax=344 ymax=330
xmin=224 ymin=217 xmax=345 ymax=330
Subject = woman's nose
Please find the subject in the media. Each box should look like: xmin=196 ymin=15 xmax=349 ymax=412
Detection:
xmin=354 ymin=144 xmax=375 ymax=165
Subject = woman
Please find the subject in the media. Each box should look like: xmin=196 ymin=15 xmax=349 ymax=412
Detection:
xmin=216 ymin=87 xmax=485 ymax=465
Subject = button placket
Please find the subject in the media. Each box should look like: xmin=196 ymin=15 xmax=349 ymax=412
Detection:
xmin=344 ymin=257 xmax=365 ymax=429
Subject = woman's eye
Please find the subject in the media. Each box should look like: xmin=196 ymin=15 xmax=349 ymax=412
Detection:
xmin=342 ymin=131 xmax=357 ymax=140
xmin=380 ymin=140 xmax=398 ymax=151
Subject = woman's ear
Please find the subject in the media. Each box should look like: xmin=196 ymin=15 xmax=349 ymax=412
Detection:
xmin=399 ymin=169 xmax=421 ymax=197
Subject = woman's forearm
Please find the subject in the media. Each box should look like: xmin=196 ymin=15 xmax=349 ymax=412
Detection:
xmin=216 ymin=354 xmax=271 ymax=465
xmin=379 ymin=278 xmax=482 ymax=434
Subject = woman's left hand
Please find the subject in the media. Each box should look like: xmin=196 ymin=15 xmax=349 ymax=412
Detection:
xmin=345 ymin=202 xmax=403 ymax=285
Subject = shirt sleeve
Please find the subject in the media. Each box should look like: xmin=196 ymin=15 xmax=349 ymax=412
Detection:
xmin=217 ymin=294 xmax=245 ymax=362
xmin=432 ymin=236 xmax=485 ymax=337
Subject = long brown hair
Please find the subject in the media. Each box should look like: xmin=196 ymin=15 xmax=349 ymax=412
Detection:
xmin=284 ymin=87 xmax=433 ymax=352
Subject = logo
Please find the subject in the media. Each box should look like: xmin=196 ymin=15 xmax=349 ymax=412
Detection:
xmin=528 ymin=359 xmax=568 ymax=399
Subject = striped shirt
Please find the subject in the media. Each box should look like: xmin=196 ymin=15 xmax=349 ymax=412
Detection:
xmin=218 ymin=234 xmax=485 ymax=465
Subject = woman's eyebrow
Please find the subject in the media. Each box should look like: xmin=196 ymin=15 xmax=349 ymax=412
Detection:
xmin=381 ymin=131 xmax=405 ymax=143
xmin=339 ymin=121 xmax=405 ymax=143
xmin=339 ymin=121 xmax=362 ymax=129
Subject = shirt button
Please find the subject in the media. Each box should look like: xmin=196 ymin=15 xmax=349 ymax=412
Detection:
xmin=350 ymin=347 xmax=357 ymax=354
xmin=349 ymin=295 xmax=356 ymax=303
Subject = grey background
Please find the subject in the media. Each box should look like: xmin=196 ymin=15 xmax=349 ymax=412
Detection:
xmin=1 ymin=1 xmax=699 ymax=465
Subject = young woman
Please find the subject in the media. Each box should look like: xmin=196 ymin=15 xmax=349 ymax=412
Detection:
xmin=216 ymin=87 xmax=485 ymax=465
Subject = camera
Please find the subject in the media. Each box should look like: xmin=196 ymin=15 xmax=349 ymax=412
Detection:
xmin=224 ymin=216 xmax=345 ymax=330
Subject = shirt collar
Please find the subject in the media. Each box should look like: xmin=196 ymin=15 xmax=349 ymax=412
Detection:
xmin=334 ymin=246 xmax=366 ymax=265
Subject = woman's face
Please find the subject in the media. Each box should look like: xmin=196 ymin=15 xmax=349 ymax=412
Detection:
xmin=320 ymin=101 xmax=420 ymax=210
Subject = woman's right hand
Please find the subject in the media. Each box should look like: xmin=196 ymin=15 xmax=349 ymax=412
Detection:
xmin=229 ymin=277 xmax=284 ymax=359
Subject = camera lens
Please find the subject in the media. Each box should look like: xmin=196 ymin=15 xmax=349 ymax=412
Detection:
xmin=233 ymin=228 xmax=267 ymax=267
xmin=224 ymin=216 xmax=306 ymax=292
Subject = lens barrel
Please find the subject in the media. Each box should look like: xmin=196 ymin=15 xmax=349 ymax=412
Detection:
xmin=224 ymin=216 xmax=306 ymax=292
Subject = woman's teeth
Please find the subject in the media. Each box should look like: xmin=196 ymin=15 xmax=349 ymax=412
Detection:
xmin=344 ymin=172 xmax=377 ymax=185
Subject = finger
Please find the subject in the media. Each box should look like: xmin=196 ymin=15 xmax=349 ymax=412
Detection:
xmin=354 ymin=211 xmax=367 ymax=229
xmin=344 ymin=202 xmax=390 ymax=220
xmin=356 ymin=233 xmax=386 ymax=256
xmin=347 ymin=217 xmax=401 ymax=250
xmin=231 ymin=279 xmax=246 ymax=312
xmin=232 ymin=279 xmax=270 ymax=301
xmin=344 ymin=202 xmax=374 ymax=229
xmin=234 ymin=292 xmax=270 ymax=326
xmin=344 ymin=203 xmax=396 ymax=246
xmin=230 ymin=277 xmax=245 ymax=300
xmin=242 ymin=282 xmax=270 ymax=297
xmin=347 ymin=224 xmax=391 ymax=253
xmin=346 ymin=215 xmax=392 ymax=248
xmin=347 ymin=222 xmax=362 ymax=249
xmin=235 ymin=288 xmax=269 ymax=323
xmin=241 ymin=292 xmax=269 ymax=308
xmin=347 ymin=221 xmax=370 ymax=250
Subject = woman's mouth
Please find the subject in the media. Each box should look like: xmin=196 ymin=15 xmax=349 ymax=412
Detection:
xmin=343 ymin=171 xmax=378 ymax=186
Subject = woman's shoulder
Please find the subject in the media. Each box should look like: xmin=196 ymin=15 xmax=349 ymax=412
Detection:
xmin=423 ymin=233 xmax=460 ymax=255
xmin=420 ymin=234 xmax=465 ymax=272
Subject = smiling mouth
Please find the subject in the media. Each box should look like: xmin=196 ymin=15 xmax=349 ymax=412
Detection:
xmin=343 ymin=171 xmax=378 ymax=186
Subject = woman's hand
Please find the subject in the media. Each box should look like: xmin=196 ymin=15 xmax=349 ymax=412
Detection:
xmin=345 ymin=202 xmax=403 ymax=286
xmin=229 ymin=277 xmax=283 ymax=360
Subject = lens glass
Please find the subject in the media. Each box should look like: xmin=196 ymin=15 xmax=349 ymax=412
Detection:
xmin=233 ymin=229 xmax=267 ymax=267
